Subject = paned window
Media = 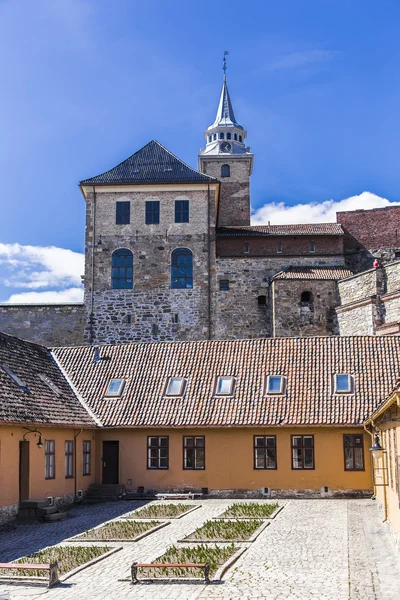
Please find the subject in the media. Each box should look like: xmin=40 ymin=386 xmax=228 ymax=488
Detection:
xmin=334 ymin=374 xmax=352 ymax=393
xmin=165 ymin=377 xmax=186 ymax=396
xmin=215 ymin=376 xmax=235 ymax=396
xmin=221 ymin=164 xmax=230 ymax=177
xmin=219 ymin=132 xmax=224 ymax=139
xmin=219 ymin=280 xmax=229 ymax=291
xmin=65 ymin=440 xmax=73 ymax=478
xmin=45 ymin=440 xmax=55 ymax=480
xmin=292 ymin=435 xmax=314 ymax=469
xmin=183 ymin=436 xmax=205 ymax=469
xmin=171 ymin=248 xmax=193 ymax=289
xmin=309 ymin=240 xmax=316 ymax=252
xmin=175 ymin=200 xmax=189 ymax=223
xmin=147 ymin=436 xmax=169 ymax=469
xmin=112 ymin=249 xmax=133 ymax=289
xmin=145 ymin=201 xmax=160 ymax=225
xmin=254 ymin=436 xmax=277 ymax=469
xmin=265 ymin=375 xmax=285 ymax=395
xmin=105 ymin=379 xmax=124 ymax=397
xmin=344 ymin=434 xmax=364 ymax=470
xmin=83 ymin=441 xmax=91 ymax=476
xmin=227 ymin=132 xmax=231 ymax=140
xmin=116 ymin=201 xmax=130 ymax=225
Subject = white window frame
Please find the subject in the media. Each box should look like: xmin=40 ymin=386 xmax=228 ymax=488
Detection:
xmin=334 ymin=374 xmax=352 ymax=394
xmin=105 ymin=379 xmax=125 ymax=397
xmin=165 ymin=377 xmax=187 ymax=397
xmin=215 ymin=376 xmax=235 ymax=396
xmin=265 ymin=375 xmax=285 ymax=395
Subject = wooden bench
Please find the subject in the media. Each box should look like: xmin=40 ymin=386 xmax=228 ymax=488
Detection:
xmin=131 ymin=561 xmax=210 ymax=583
xmin=0 ymin=561 xmax=59 ymax=588
xmin=155 ymin=492 xmax=201 ymax=500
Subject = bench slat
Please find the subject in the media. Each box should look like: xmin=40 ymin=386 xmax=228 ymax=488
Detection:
xmin=0 ymin=563 xmax=50 ymax=570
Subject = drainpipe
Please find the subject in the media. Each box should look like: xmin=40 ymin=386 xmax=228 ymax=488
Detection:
xmin=89 ymin=186 xmax=97 ymax=345
xmin=74 ymin=429 xmax=82 ymax=501
xmin=364 ymin=421 xmax=388 ymax=522
xmin=207 ymin=182 xmax=212 ymax=340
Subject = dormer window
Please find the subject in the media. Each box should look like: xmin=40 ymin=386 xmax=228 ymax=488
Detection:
xmin=334 ymin=374 xmax=352 ymax=394
xmin=265 ymin=375 xmax=285 ymax=395
xmin=105 ymin=379 xmax=125 ymax=397
xmin=215 ymin=376 xmax=235 ymax=396
xmin=165 ymin=377 xmax=186 ymax=397
xmin=1 ymin=364 xmax=29 ymax=393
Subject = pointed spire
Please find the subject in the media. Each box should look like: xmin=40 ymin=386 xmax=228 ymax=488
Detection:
xmin=210 ymin=77 xmax=243 ymax=129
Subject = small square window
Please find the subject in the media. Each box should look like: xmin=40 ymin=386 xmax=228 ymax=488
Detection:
xmin=266 ymin=375 xmax=284 ymax=395
xmin=334 ymin=374 xmax=352 ymax=393
xmin=105 ymin=379 xmax=125 ymax=397
xmin=165 ymin=377 xmax=186 ymax=396
xmin=215 ymin=376 xmax=235 ymax=396
xmin=219 ymin=280 xmax=229 ymax=291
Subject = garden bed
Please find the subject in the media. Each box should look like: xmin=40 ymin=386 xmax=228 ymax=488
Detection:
xmin=69 ymin=519 xmax=167 ymax=542
xmin=123 ymin=503 xmax=199 ymax=519
xmin=0 ymin=545 xmax=119 ymax=582
xmin=181 ymin=519 xmax=267 ymax=542
xmin=217 ymin=502 xmax=280 ymax=519
xmin=133 ymin=543 xmax=243 ymax=581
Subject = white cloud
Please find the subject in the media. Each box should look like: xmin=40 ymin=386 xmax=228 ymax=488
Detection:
xmin=0 ymin=243 xmax=84 ymax=289
xmin=266 ymin=50 xmax=336 ymax=72
xmin=5 ymin=288 xmax=84 ymax=304
xmin=251 ymin=191 xmax=400 ymax=225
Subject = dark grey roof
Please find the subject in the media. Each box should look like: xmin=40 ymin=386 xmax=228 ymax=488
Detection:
xmin=0 ymin=332 xmax=95 ymax=427
xmin=81 ymin=140 xmax=216 ymax=186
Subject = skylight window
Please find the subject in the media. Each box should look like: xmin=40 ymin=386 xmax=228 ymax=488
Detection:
xmin=265 ymin=375 xmax=285 ymax=395
xmin=38 ymin=373 xmax=61 ymax=396
xmin=1 ymin=364 xmax=29 ymax=393
xmin=215 ymin=376 xmax=235 ymax=396
xmin=105 ymin=379 xmax=125 ymax=397
xmin=165 ymin=377 xmax=186 ymax=396
xmin=334 ymin=374 xmax=352 ymax=394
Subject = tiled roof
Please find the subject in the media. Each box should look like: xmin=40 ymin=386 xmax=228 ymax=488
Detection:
xmin=0 ymin=332 xmax=95 ymax=427
xmin=272 ymin=266 xmax=352 ymax=281
xmin=80 ymin=140 xmax=216 ymax=186
xmin=217 ymin=224 xmax=344 ymax=236
xmin=53 ymin=336 xmax=400 ymax=428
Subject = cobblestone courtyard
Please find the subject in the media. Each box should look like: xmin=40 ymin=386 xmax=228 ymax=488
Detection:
xmin=1 ymin=499 xmax=400 ymax=600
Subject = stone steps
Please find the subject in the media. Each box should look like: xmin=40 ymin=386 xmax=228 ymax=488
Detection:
xmin=85 ymin=484 xmax=125 ymax=503
xmin=18 ymin=498 xmax=68 ymax=522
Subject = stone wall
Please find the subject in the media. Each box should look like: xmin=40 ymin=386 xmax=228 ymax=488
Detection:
xmin=336 ymin=300 xmax=378 ymax=336
xmin=84 ymin=187 xmax=216 ymax=344
xmin=0 ymin=502 xmax=18 ymax=526
xmin=200 ymin=157 xmax=251 ymax=226
xmin=337 ymin=269 xmax=381 ymax=305
xmin=272 ymin=279 xmax=338 ymax=338
xmin=0 ymin=304 xmax=85 ymax=347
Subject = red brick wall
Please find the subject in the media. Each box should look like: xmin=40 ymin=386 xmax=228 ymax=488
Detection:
xmin=337 ymin=206 xmax=400 ymax=249
xmin=217 ymin=235 xmax=344 ymax=257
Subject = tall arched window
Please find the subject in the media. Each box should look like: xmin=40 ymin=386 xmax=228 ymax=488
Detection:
xmin=227 ymin=132 xmax=231 ymax=140
xmin=112 ymin=249 xmax=133 ymax=289
xmin=219 ymin=132 xmax=225 ymax=139
xmin=171 ymin=248 xmax=193 ymax=289
xmin=234 ymin=133 xmax=238 ymax=140
xmin=221 ymin=164 xmax=230 ymax=178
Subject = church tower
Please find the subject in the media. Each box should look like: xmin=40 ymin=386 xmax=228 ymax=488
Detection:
xmin=199 ymin=58 xmax=253 ymax=226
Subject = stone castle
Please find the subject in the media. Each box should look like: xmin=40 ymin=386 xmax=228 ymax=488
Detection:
xmin=2 ymin=72 xmax=400 ymax=346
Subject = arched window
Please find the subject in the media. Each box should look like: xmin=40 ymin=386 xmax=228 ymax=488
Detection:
xmin=171 ymin=248 xmax=193 ymax=289
xmin=221 ymin=164 xmax=230 ymax=178
xmin=227 ymin=132 xmax=231 ymax=140
xmin=208 ymin=135 xmax=212 ymax=143
xmin=213 ymin=134 xmax=217 ymax=141
xmin=239 ymin=135 xmax=243 ymax=142
xmin=234 ymin=133 xmax=238 ymax=140
xmin=112 ymin=249 xmax=133 ymax=289
xmin=219 ymin=132 xmax=225 ymax=139
xmin=301 ymin=291 xmax=313 ymax=303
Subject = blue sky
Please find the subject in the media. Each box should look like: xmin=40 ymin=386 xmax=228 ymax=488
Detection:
xmin=1 ymin=0 xmax=400 ymax=302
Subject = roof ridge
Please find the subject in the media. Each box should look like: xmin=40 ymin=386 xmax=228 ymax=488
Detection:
xmin=150 ymin=140 xmax=216 ymax=181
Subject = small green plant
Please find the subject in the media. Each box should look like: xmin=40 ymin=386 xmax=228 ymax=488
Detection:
xmin=139 ymin=544 xmax=237 ymax=579
xmin=73 ymin=519 xmax=161 ymax=540
xmin=0 ymin=546 xmax=111 ymax=577
xmin=220 ymin=502 xmax=279 ymax=519
xmin=184 ymin=519 xmax=262 ymax=541
xmin=126 ymin=503 xmax=193 ymax=519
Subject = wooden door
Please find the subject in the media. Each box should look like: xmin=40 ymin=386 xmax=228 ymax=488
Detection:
xmin=102 ymin=441 xmax=119 ymax=484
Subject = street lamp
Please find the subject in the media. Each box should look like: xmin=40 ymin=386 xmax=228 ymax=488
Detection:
xmin=370 ymin=433 xmax=384 ymax=461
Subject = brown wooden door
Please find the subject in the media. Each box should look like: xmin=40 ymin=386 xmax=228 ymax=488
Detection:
xmin=102 ymin=441 xmax=119 ymax=484
xmin=19 ymin=441 xmax=30 ymax=501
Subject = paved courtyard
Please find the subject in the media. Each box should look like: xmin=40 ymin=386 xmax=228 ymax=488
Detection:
xmin=1 ymin=498 xmax=400 ymax=600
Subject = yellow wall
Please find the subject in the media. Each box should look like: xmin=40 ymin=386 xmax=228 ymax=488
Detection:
xmin=0 ymin=425 xmax=96 ymax=508
xmin=96 ymin=427 xmax=372 ymax=492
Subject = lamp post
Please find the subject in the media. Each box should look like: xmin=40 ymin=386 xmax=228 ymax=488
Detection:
xmin=369 ymin=431 xmax=388 ymax=522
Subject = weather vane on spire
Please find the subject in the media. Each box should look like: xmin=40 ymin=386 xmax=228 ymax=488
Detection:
xmin=223 ymin=51 xmax=229 ymax=77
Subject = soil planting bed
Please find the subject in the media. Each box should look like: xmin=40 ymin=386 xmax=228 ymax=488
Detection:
xmin=218 ymin=502 xmax=280 ymax=519
xmin=123 ymin=503 xmax=198 ymax=519
xmin=182 ymin=519 xmax=266 ymax=542
xmin=70 ymin=519 xmax=167 ymax=541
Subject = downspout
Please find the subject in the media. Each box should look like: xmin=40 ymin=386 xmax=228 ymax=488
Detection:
xmin=364 ymin=420 xmax=388 ymax=522
xmin=207 ymin=182 xmax=212 ymax=340
xmin=89 ymin=186 xmax=97 ymax=345
xmin=74 ymin=429 xmax=82 ymax=501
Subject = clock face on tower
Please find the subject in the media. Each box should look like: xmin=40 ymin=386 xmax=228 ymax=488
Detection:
xmin=220 ymin=142 xmax=232 ymax=153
